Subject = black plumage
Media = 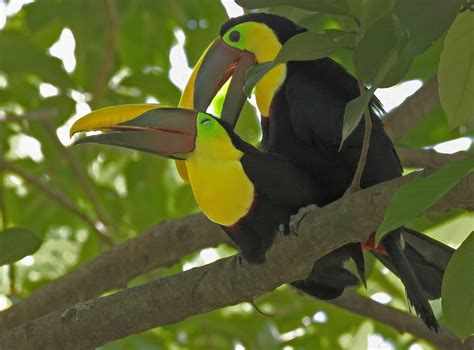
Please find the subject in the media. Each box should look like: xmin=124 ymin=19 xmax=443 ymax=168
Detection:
xmin=216 ymin=121 xmax=364 ymax=298
xmin=218 ymin=13 xmax=455 ymax=330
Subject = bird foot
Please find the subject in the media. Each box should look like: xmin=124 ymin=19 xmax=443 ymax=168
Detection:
xmin=280 ymin=204 xmax=320 ymax=236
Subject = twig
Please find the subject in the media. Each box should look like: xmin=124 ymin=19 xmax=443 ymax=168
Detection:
xmin=0 ymin=171 xmax=472 ymax=349
xmin=0 ymin=159 xmax=113 ymax=247
xmin=348 ymin=81 xmax=373 ymax=192
xmin=90 ymin=0 xmax=118 ymax=108
xmin=43 ymin=122 xmax=117 ymax=233
xmin=383 ymin=77 xmax=440 ymax=142
xmin=0 ymin=146 xmax=15 ymax=295
xmin=0 ymin=146 xmax=7 ymax=230
xmin=0 ymin=108 xmax=57 ymax=124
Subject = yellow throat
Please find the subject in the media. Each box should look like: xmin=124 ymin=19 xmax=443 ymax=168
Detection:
xmin=185 ymin=115 xmax=254 ymax=226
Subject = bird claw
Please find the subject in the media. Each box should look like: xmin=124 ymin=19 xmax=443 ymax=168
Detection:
xmin=285 ymin=204 xmax=320 ymax=236
xmin=278 ymin=223 xmax=290 ymax=235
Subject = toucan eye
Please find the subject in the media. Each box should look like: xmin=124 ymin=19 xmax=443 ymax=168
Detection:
xmin=200 ymin=118 xmax=211 ymax=125
xmin=229 ymin=30 xmax=240 ymax=43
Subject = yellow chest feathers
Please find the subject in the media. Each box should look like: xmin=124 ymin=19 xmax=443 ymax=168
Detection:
xmin=185 ymin=139 xmax=255 ymax=226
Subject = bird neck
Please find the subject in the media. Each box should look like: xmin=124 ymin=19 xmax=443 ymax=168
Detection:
xmin=242 ymin=23 xmax=287 ymax=117
xmin=255 ymin=64 xmax=286 ymax=117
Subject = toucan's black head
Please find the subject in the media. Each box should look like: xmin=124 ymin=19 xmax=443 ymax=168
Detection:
xmin=183 ymin=13 xmax=305 ymax=129
xmin=220 ymin=13 xmax=305 ymax=44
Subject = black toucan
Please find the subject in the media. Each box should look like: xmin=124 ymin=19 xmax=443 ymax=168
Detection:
xmin=182 ymin=13 xmax=455 ymax=330
xmin=70 ymin=105 xmax=363 ymax=299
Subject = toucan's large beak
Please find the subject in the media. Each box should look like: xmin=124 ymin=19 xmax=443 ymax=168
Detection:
xmin=190 ymin=38 xmax=256 ymax=128
xmin=70 ymin=104 xmax=197 ymax=159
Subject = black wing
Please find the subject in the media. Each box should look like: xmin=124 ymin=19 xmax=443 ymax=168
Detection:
xmin=240 ymin=152 xmax=323 ymax=209
xmin=285 ymin=58 xmax=402 ymax=187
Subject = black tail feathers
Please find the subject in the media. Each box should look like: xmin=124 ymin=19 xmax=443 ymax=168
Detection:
xmin=380 ymin=229 xmax=444 ymax=331
xmin=292 ymin=243 xmax=365 ymax=300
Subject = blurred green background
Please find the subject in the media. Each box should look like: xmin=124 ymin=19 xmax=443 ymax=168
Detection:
xmin=0 ymin=1 xmax=472 ymax=349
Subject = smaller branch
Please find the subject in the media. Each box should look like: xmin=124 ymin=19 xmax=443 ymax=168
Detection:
xmin=329 ymin=290 xmax=473 ymax=350
xmin=349 ymin=81 xmax=373 ymax=192
xmin=0 ymin=108 xmax=57 ymax=124
xmin=0 ymin=159 xmax=113 ymax=247
xmin=397 ymin=147 xmax=474 ymax=170
xmin=384 ymin=77 xmax=440 ymax=142
xmin=0 ymin=146 xmax=7 ymax=230
xmin=43 ymin=122 xmax=117 ymax=233
xmin=90 ymin=0 xmax=118 ymax=108
xmin=0 ymin=147 xmax=15 ymax=295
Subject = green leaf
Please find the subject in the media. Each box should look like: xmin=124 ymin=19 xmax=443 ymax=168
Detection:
xmin=376 ymin=158 xmax=474 ymax=241
xmin=354 ymin=0 xmax=460 ymax=87
xmin=275 ymin=31 xmax=342 ymax=62
xmin=438 ymin=11 xmax=474 ymax=129
xmin=236 ymin=0 xmax=352 ymax=17
xmin=341 ymin=50 xmax=396 ymax=145
xmin=347 ymin=0 xmax=396 ymax=29
xmin=243 ymin=62 xmax=275 ymax=97
xmin=395 ymin=0 xmax=462 ymax=58
xmin=244 ymin=31 xmax=346 ymax=96
xmin=399 ymin=106 xmax=466 ymax=148
xmin=340 ymin=87 xmax=375 ymax=147
xmin=0 ymin=227 xmax=43 ymax=266
xmin=354 ymin=14 xmax=411 ymax=87
xmin=442 ymin=231 xmax=474 ymax=340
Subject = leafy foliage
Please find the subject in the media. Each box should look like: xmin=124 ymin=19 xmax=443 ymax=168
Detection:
xmin=438 ymin=11 xmax=474 ymax=129
xmin=0 ymin=227 xmax=42 ymax=266
xmin=0 ymin=0 xmax=472 ymax=349
xmin=376 ymin=158 xmax=474 ymax=241
xmin=442 ymin=231 xmax=474 ymax=340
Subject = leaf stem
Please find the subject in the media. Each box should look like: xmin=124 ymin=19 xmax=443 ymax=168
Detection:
xmin=348 ymin=82 xmax=373 ymax=193
xmin=348 ymin=23 xmax=372 ymax=193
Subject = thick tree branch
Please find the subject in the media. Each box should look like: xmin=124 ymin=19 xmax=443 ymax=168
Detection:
xmin=0 ymin=214 xmax=229 ymax=332
xmin=383 ymin=77 xmax=440 ymax=142
xmin=396 ymin=147 xmax=474 ymax=169
xmin=0 ymin=171 xmax=472 ymax=349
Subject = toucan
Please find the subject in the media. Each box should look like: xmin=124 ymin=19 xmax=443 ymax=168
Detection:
xmin=181 ymin=13 xmax=455 ymax=330
xmin=70 ymin=105 xmax=365 ymax=300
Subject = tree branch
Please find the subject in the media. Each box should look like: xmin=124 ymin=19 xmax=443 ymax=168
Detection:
xmin=0 ymin=214 xmax=229 ymax=331
xmin=90 ymin=0 xmax=118 ymax=108
xmin=383 ymin=77 xmax=440 ymax=142
xmin=0 ymin=159 xmax=113 ymax=246
xmin=396 ymin=147 xmax=474 ymax=169
xmin=0 ymin=146 xmax=7 ymax=230
xmin=329 ymin=290 xmax=474 ymax=350
xmin=0 ymin=171 xmax=472 ymax=349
